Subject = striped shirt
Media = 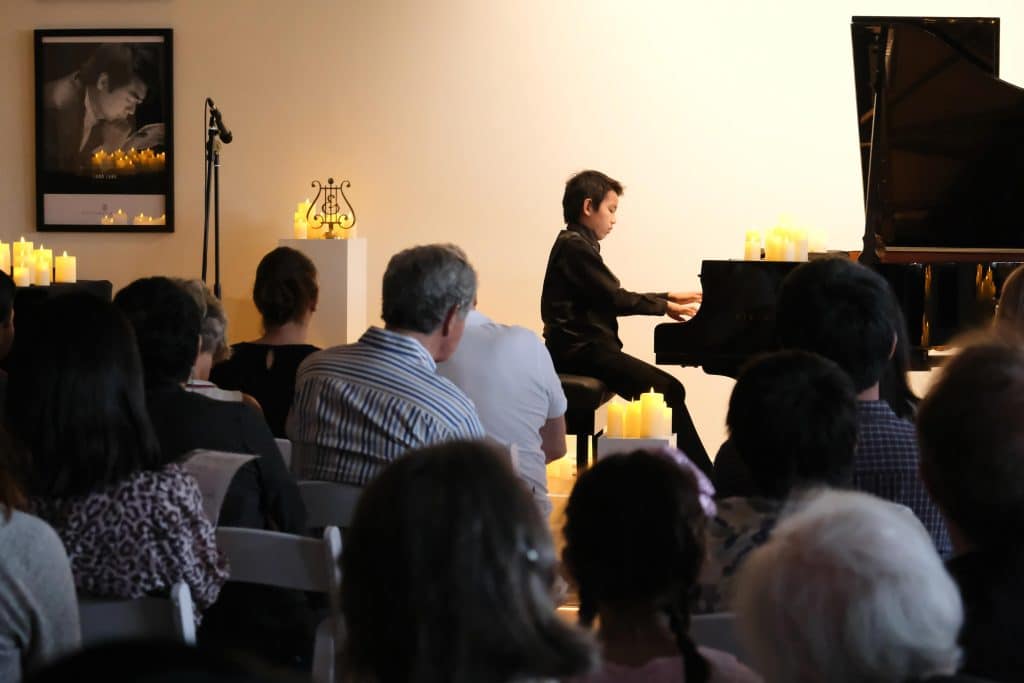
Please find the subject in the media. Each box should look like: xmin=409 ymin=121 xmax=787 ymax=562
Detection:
xmin=288 ymin=327 xmax=485 ymax=485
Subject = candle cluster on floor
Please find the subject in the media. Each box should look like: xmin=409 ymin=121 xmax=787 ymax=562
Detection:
xmin=90 ymin=148 xmax=167 ymax=175
xmin=2 ymin=237 xmax=77 ymax=286
xmin=605 ymin=389 xmax=673 ymax=438
xmin=744 ymin=217 xmax=827 ymax=262
xmin=292 ymin=199 xmax=357 ymax=240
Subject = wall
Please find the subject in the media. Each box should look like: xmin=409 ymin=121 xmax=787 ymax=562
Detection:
xmin=1 ymin=0 xmax=1020 ymax=450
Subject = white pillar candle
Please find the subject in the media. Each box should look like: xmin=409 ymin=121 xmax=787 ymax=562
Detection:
xmin=624 ymin=401 xmax=643 ymax=438
xmin=640 ymin=389 xmax=666 ymax=437
xmin=293 ymin=218 xmax=308 ymax=239
xmin=606 ymin=402 xmax=625 ymax=438
xmin=34 ymin=257 xmax=51 ymax=286
xmin=54 ymin=251 xmax=77 ymax=283
xmin=12 ymin=237 xmax=33 ymax=268
xmin=12 ymin=266 xmax=29 ymax=287
xmin=0 ymin=242 xmax=9 ymax=274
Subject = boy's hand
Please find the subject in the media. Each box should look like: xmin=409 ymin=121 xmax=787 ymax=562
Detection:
xmin=666 ymin=301 xmax=699 ymax=321
xmin=668 ymin=291 xmax=702 ymax=305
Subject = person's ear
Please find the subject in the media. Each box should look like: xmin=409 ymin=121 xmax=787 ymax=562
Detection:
xmin=441 ymin=305 xmax=459 ymax=336
xmin=97 ymin=72 xmax=110 ymax=93
xmin=581 ymin=197 xmax=594 ymax=217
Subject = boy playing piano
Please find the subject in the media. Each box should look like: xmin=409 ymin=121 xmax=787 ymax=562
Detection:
xmin=541 ymin=169 xmax=711 ymax=473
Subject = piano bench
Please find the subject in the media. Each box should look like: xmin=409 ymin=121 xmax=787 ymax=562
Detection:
xmin=559 ymin=374 xmax=614 ymax=471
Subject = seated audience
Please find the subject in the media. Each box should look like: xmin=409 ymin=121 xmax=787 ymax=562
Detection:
xmin=176 ymin=278 xmax=243 ymax=403
xmin=438 ymin=305 xmax=567 ymax=516
xmin=340 ymin=439 xmax=596 ymax=683
xmin=917 ymin=336 xmax=1024 ymax=681
xmin=211 ymin=247 xmax=320 ymax=437
xmin=697 ymin=350 xmax=857 ymax=613
xmin=114 ymin=276 xmax=305 ymax=533
xmin=734 ymin=489 xmax=962 ymax=683
xmin=5 ymin=293 xmax=227 ymax=617
xmin=0 ymin=430 xmax=79 ymax=683
xmin=289 ymin=244 xmax=485 ymax=486
xmin=563 ymin=449 xmax=759 ymax=683
xmin=773 ymin=257 xmax=951 ymax=554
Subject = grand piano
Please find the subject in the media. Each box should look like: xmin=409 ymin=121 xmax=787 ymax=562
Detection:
xmin=655 ymin=16 xmax=1024 ymax=377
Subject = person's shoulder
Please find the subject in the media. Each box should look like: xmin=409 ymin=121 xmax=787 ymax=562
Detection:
xmin=0 ymin=509 xmax=67 ymax=560
xmin=698 ymin=646 xmax=763 ymax=682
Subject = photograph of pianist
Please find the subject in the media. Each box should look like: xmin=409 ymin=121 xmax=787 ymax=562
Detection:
xmin=40 ymin=42 xmax=164 ymax=175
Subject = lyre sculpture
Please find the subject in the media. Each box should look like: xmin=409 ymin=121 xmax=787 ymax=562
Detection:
xmin=306 ymin=178 xmax=357 ymax=239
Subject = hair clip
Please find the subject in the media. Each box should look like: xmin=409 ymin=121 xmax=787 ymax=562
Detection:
xmin=658 ymin=446 xmax=717 ymax=518
xmin=524 ymin=547 xmax=540 ymax=563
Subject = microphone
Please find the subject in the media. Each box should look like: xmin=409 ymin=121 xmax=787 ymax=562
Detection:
xmin=206 ymin=97 xmax=233 ymax=144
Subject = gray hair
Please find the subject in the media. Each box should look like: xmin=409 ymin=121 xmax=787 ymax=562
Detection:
xmin=175 ymin=278 xmax=231 ymax=363
xmin=381 ymin=244 xmax=477 ymax=333
xmin=734 ymin=489 xmax=962 ymax=683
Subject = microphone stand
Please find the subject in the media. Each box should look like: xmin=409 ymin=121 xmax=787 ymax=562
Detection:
xmin=202 ymin=102 xmax=224 ymax=299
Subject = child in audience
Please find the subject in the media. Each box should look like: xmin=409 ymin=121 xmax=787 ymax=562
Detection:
xmin=5 ymin=293 xmax=227 ymax=617
xmin=211 ymin=247 xmax=320 ymax=437
xmin=0 ymin=429 xmax=79 ymax=682
xmin=340 ymin=439 xmax=597 ymax=683
xmin=563 ymin=449 xmax=760 ymax=683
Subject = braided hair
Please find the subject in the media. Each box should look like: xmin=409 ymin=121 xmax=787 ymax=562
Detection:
xmin=563 ymin=450 xmax=710 ymax=683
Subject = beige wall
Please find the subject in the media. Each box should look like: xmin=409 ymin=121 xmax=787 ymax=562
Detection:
xmin=1 ymin=0 xmax=1020 ymax=450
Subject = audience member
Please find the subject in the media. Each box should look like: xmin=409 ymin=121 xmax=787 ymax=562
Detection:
xmin=176 ymin=278 xmax=244 ymax=404
xmin=0 ymin=429 xmax=79 ymax=683
xmin=211 ymin=247 xmax=321 ymax=437
xmin=563 ymin=449 xmax=759 ymax=683
xmin=917 ymin=336 xmax=1024 ymax=681
xmin=5 ymin=293 xmax=227 ymax=617
xmin=289 ymin=244 xmax=485 ymax=486
xmin=994 ymin=263 xmax=1024 ymax=330
xmin=773 ymin=257 xmax=951 ymax=554
xmin=438 ymin=305 xmax=567 ymax=516
xmin=734 ymin=489 xmax=962 ymax=683
xmin=697 ymin=350 xmax=857 ymax=613
xmin=340 ymin=439 xmax=596 ymax=683
xmin=114 ymin=276 xmax=305 ymax=534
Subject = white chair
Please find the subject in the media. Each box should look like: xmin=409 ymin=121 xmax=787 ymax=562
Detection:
xmin=215 ymin=525 xmax=342 ymax=683
xmin=274 ymin=438 xmax=292 ymax=470
xmin=690 ymin=612 xmax=746 ymax=662
xmin=77 ymin=581 xmax=197 ymax=646
xmin=298 ymin=480 xmax=363 ymax=529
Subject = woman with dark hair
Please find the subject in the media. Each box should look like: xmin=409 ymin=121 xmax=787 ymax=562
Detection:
xmin=5 ymin=292 xmax=227 ymax=616
xmin=340 ymin=439 xmax=597 ymax=683
xmin=563 ymin=450 xmax=759 ymax=683
xmin=211 ymin=247 xmax=320 ymax=437
xmin=0 ymin=429 xmax=80 ymax=682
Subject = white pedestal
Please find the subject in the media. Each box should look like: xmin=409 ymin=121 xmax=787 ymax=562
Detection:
xmin=596 ymin=435 xmax=675 ymax=460
xmin=279 ymin=238 xmax=367 ymax=347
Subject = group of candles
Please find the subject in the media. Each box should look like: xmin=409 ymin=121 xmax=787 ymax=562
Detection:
xmin=100 ymin=210 xmax=167 ymax=226
xmin=292 ymin=200 xmax=356 ymax=240
xmin=90 ymin=148 xmax=167 ymax=176
xmin=2 ymin=237 xmax=77 ymax=287
xmin=605 ymin=390 xmax=674 ymax=439
xmin=744 ymin=223 xmax=827 ymax=262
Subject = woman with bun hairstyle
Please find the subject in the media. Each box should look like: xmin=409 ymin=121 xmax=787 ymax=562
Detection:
xmin=211 ymin=247 xmax=320 ymax=437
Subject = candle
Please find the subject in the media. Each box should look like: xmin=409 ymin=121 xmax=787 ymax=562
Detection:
xmin=606 ymin=402 xmax=625 ymax=438
xmin=114 ymin=209 xmax=128 ymax=225
xmin=33 ymin=257 xmax=51 ymax=286
xmin=12 ymin=266 xmax=29 ymax=287
xmin=293 ymin=219 xmax=308 ymax=239
xmin=624 ymin=401 xmax=644 ymax=438
xmin=765 ymin=233 xmax=785 ymax=261
xmin=793 ymin=228 xmax=809 ymax=261
xmin=54 ymin=251 xmax=76 ymax=283
xmin=12 ymin=237 xmax=33 ymax=268
xmin=782 ymin=239 xmax=796 ymax=262
xmin=661 ymin=406 xmax=673 ymax=438
xmin=132 ymin=213 xmax=149 ymax=225
xmin=0 ymin=242 xmax=9 ymax=274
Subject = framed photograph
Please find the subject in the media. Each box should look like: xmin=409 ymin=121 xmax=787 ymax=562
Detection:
xmin=34 ymin=29 xmax=173 ymax=233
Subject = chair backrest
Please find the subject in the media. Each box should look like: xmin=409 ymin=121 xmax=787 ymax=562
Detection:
xmin=274 ymin=438 xmax=292 ymax=470
xmin=78 ymin=581 xmax=197 ymax=647
xmin=215 ymin=525 xmax=342 ymax=614
xmin=298 ymin=480 xmax=363 ymax=529
xmin=312 ymin=615 xmax=348 ymax=683
xmin=690 ymin=612 xmax=746 ymax=662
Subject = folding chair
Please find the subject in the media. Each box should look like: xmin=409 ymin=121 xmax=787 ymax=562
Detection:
xmin=297 ymin=480 xmax=363 ymax=529
xmin=77 ymin=581 xmax=197 ymax=647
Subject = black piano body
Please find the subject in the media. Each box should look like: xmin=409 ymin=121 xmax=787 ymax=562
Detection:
xmin=656 ymin=16 xmax=1024 ymax=377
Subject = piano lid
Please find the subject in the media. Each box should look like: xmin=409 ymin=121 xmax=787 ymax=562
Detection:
xmin=853 ymin=17 xmax=1024 ymax=253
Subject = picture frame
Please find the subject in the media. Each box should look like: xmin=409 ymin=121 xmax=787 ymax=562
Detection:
xmin=34 ymin=28 xmax=174 ymax=233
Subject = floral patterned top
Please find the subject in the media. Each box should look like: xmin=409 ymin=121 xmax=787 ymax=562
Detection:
xmin=32 ymin=464 xmax=228 ymax=618
xmin=694 ymin=496 xmax=782 ymax=614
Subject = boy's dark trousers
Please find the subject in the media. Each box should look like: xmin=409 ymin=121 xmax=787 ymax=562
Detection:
xmin=552 ymin=343 xmax=713 ymax=476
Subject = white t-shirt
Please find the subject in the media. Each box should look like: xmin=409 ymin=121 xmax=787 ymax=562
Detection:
xmin=438 ymin=310 xmax=567 ymax=515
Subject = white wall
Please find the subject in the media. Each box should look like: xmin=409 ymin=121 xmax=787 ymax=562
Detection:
xmin=1 ymin=0 xmax=1020 ymax=450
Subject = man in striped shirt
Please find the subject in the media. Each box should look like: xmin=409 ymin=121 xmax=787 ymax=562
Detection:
xmin=288 ymin=244 xmax=486 ymax=485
